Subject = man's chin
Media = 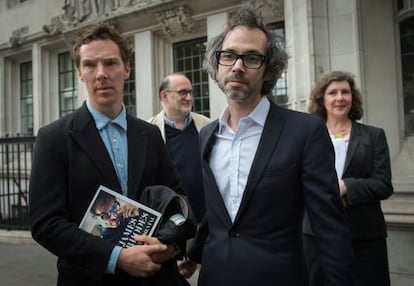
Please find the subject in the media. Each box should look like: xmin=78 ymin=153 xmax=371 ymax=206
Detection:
xmin=181 ymin=107 xmax=192 ymax=114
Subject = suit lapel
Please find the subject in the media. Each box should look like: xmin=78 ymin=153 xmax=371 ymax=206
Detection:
xmin=69 ymin=103 xmax=121 ymax=192
xmin=234 ymin=103 xmax=285 ymax=224
xmin=343 ymin=121 xmax=360 ymax=174
xmin=201 ymin=121 xmax=233 ymax=225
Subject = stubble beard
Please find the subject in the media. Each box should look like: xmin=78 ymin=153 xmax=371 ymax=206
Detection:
xmin=225 ymin=86 xmax=256 ymax=103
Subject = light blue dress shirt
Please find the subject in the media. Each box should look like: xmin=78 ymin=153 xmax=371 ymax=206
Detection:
xmin=86 ymin=100 xmax=128 ymax=274
xmin=209 ymin=97 xmax=270 ymax=222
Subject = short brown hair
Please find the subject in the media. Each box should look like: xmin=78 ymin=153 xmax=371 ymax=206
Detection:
xmin=308 ymin=71 xmax=364 ymax=121
xmin=72 ymin=22 xmax=133 ymax=69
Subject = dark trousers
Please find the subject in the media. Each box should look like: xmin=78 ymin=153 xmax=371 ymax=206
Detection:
xmin=303 ymin=234 xmax=324 ymax=286
xmin=303 ymin=234 xmax=390 ymax=286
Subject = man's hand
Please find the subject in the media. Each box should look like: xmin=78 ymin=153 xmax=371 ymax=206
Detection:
xmin=116 ymin=236 xmax=166 ymax=277
xmin=136 ymin=235 xmax=176 ymax=264
xmin=178 ymin=258 xmax=198 ymax=278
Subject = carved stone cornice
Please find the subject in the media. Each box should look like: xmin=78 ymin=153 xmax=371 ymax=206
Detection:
xmin=244 ymin=0 xmax=284 ymax=19
xmin=155 ymin=5 xmax=194 ymax=38
xmin=9 ymin=26 xmax=29 ymax=48
xmin=42 ymin=0 xmax=174 ymax=36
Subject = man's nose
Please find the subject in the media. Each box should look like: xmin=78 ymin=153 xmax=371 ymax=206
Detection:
xmin=232 ymin=57 xmax=245 ymax=71
xmin=96 ymin=63 xmax=107 ymax=79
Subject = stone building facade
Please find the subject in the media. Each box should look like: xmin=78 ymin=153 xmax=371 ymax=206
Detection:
xmin=0 ymin=0 xmax=413 ymax=284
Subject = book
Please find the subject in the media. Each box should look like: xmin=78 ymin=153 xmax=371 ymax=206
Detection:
xmin=79 ymin=185 xmax=162 ymax=248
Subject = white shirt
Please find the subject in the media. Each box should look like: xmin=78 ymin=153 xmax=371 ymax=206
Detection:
xmin=210 ymin=97 xmax=270 ymax=222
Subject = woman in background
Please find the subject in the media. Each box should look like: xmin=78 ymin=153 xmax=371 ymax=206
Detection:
xmin=304 ymin=70 xmax=393 ymax=286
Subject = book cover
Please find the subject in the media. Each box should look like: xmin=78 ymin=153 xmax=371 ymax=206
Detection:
xmin=79 ymin=185 xmax=162 ymax=248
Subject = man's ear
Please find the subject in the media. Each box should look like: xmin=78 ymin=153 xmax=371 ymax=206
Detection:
xmin=160 ymin=90 xmax=167 ymax=102
xmin=77 ymin=69 xmax=84 ymax=82
xmin=124 ymin=63 xmax=131 ymax=80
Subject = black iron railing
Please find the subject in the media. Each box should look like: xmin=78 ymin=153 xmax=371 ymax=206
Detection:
xmin=0 ymin=136 xmax=35 ymax=230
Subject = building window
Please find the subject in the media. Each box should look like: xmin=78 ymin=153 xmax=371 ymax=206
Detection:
xmin=123 ymin=53 xmax=136 ymax=115
xmin=400 ymin=16 xmax=414 ymax=135
xmin=58 ymin=52 xmax=77 ymax=117
xmin=268 ymin=22 xmax=288 ymax=108
xmin=173 ymin=38 xmax=209 ymax=117
xmin=20 ymin=61 xmax=33 ymax=136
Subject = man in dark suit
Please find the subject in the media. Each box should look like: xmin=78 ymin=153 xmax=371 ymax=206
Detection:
xmin=29 ymin=23 xmax=193 ymax=285
xmin=179 ymin=7 xmax=356 ymax=286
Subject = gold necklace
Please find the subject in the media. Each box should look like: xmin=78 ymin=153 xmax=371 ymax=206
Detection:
xmin=333 ymin=131 xmax=346 ymax=138
xmin=329 ymin=123 xmax=351 ymax=139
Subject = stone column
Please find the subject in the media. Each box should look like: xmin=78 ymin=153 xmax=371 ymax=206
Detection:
xmin=135 ymin=31 xmax=155 ymax=120
xmin=284 ymin=0 xmax=314 ymax=111
xmin=32 ymin=43 xmax=42 ymax=134
xmin=0 ymin=56 xmax=4 ymax=135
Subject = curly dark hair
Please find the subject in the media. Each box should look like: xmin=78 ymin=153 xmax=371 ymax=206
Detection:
xmin=308 ymin=71 xmax=364 ymax=121
xmin=72 ymin=22 xmax=133 ymax=69
xmin=204 ymin=7 xmax=289 ymax=96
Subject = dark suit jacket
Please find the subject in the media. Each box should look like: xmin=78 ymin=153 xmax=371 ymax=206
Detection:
xmin=342 ymin=122 xmax=393 ymax=239
xmin=303 ymin=122 xmax=393 ymax=240
xmin=188 ymin=101 xmax=355 ymax=286
xmin=29 ymin=103 xmax=187 ymax=286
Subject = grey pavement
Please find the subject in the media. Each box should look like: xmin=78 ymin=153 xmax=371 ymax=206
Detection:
xmin=0 ymin=239 xmax=57 ymax=286
xmin=0 ymin=231 xmax=198 ymax=286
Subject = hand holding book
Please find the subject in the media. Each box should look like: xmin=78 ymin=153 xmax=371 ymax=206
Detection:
xmin=79 ymin=185 xmax=196 ymax=249
xmin=79 ymin=185 xmax=162 ymax=248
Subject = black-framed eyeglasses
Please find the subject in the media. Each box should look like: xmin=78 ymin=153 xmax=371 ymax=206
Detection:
xmin=100 ymin=201 xmax=120 ymax=220
xmin=216 ymin=50 xmax=266 ymax=69
xmin=164 ymin=89 xmax=193 ymax=97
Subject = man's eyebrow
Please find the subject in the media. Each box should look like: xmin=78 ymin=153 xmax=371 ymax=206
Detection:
xmin=81 ymin=56 xmax=120 ymax=62
xmin=221 ymin=48 xmax=263 ymax=54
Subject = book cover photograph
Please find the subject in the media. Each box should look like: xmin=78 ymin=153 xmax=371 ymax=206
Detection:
xmin=79 ymin=185 xmax=162 ymax=248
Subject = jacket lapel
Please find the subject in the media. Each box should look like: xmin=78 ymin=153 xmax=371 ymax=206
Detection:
xmin=343 ymin=121 xmax=360 ymax=174
xmin=69 ymin=103 xmax=121 ymax=192
xmin=234 ymin=103 xmax=285 ymax=224
xmin=201 ymin=120 xmax=234 ymax=225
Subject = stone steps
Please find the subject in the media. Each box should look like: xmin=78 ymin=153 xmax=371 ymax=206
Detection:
xmin=383 ymin=181 xmax=414 ymax=229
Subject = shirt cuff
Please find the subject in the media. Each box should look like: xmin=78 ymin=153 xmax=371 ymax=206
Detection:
xmin=106 ymin=246 xmax=122 ymax=274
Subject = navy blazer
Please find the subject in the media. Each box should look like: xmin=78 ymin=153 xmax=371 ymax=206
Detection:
xmin=342 ymin=122 xmax=393 ymax=239
xmin=188 ymin=101 xmax=355 ymax=286
xmin=29 ymin=103 xmax=185 ymax=285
